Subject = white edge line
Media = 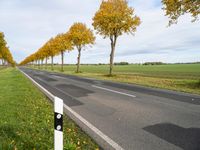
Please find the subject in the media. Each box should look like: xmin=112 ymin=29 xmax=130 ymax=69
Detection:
xmin=19 ymin=68 xmax=124 ymax=150
xmin=92 ymin=85 xmax=136 ymax=98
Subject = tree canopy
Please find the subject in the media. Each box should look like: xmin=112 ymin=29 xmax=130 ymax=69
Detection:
xmin=162 ymin=0 xmax=200 ymax=25
xmin=92 ymin=0 xmax=141 ymax=38
xmin=68 ymin=23 xmax=95 ymax=50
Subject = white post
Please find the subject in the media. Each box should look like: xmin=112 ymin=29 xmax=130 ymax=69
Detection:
xmin=54 ymin=97 xmax=63 ymax=150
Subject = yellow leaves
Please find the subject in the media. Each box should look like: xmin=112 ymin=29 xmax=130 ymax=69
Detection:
xmin=92 ymin=0 xmax=141 ymax=37
xmin=67 ymin=128 xmax=72 ymax=132
xmin=68 ymin=22 xmax=95 ymax=50
xmin=0 ymin=32 xmax=7 ymax=51
xmin=54 ymin=33 xmax=73 ymax=52
xmin=44 ymin=37 xmax=60 ymax=57
xmin=21 ymin=23 xmax=95 ymax=66
xmin=162 ymin=0 xmax=200 ymax=25
xmin=20 ymin=32 xmax=74 ymax=65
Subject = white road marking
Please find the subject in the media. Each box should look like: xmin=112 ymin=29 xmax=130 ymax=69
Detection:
xmin=19 ymin=68 xmax=124 ymax=150
xmin=92 ymin=85 xmax=136 ymax=98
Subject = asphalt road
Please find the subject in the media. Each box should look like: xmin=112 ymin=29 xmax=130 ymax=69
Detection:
xmin=20 ymin=67 xmax=200 ymax=150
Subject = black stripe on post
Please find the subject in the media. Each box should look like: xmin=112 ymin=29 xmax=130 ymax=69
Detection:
xmin=54 ymin=112 xmax=63 ymax=131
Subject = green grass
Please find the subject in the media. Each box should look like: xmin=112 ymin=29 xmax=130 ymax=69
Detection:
xmin=31 ymin=64 xmax=200 ymax=95
xmin=0 ymin=66 xmax=6 ymax=70
xmin=0 ymin=68 xmax=99 ymax=150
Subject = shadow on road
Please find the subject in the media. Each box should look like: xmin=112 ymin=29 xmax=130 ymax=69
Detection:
xmin=143 ymin=123 xmax=200 ymax=150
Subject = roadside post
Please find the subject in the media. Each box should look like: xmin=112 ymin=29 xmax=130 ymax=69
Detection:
xmin=54 ymin=97 xmax=63 ymax=150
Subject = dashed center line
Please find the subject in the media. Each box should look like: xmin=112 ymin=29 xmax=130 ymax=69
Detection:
xmin=92 ymin=85 xmax=136 ymax=98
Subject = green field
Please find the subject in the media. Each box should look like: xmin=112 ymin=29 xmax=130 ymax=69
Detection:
xmin=0 ymin=68 xmax=99 ymax=150
xmin=31 ymin=63 xmax=200 ymax=95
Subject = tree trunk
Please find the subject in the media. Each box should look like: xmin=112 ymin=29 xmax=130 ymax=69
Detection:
xmin=2 ymin=59 xmax=4 ymax=66
xmin=38 ymin=60 xmax=40 ymax=69
xmin=41 ymin=60 xmax=43 ymax=69
xmin=76 ymin=48 xmax=81 ymax=73
xmin=61 ymin=51 xmax=64 ymax=72
xmin=109 ymin=36 xmax=117 ymax=76
xmin=45 ymin=57 xmax=48 ymax=69
xmin=51 ymin=56 xmax=54 ymax=71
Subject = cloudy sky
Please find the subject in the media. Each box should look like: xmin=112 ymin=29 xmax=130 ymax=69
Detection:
xmin=0 ymin=0 xmax=199 ymax=64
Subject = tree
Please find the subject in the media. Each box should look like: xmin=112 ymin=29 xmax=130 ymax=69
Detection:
xmin=0 ymin=32 xmax=15 ymax=66
xmin=68 ymin=22 xmax=95 ymax=73
xmin=0 ymin=32 xmax=7 ymax=64
xmin=54 ymin=33 xmax=73 ymax=72
xmin=92 ymin=0 xmax=141 ymax=75
xmin=1 ymin=46 xmax=8 ymax=65
xmin=162 ymin=0 xmax=200 ymax=25
xmin=40 ymin=46 xmax=49 ymax=69
xmin=45 ymin=38 xmax=60 ymax=71
xmin=1 ymin=46 xmax=15 ymax=66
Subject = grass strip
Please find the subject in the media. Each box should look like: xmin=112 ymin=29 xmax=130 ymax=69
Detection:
xmin=0 ymin=68 xmax=99 ymax=150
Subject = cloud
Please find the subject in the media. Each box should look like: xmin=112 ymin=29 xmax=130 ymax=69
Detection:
xmin=0 ymin=0 xmax=199 ymax=63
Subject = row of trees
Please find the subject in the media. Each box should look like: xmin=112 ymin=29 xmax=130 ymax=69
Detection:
xmin=20 ymin=23 xmax=95 ymax=73
xmin=20 ymin=0 xmax=141 ymax=75
xmin=0 ymin=32 xmax=15 ymax=66
xmin=20 ymin=0 xmax=199 ymax=75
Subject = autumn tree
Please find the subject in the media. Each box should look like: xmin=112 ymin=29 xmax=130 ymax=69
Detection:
xmin=5 ymin=48 xmax=14 ymax=66
xmin=44 ymin=38 xmax=60 ymax=70
xmin=68 ymin=23 xmax=95 ymax=73
xmin=20 ymin=54 xmax=35 ymax=66
xmin=27 ymin=54 xmax=35 ymax=67
xmin=37 ymin=48 xmax=47 ymax=69
xmin=1 ymin=46 xmax=8 ymax=65
xmin=93 ymin=0 xmax=141 ymax=75
xmin=39 ymin=46 xmax=49 ymax=69
xmin=0 ymin=32 xmax=15 ymax=66
xmin=0 ymin=46 xmax=14 ymax=66
xmin=54 ymin=33 xmax=73 ymax=72
xmin=162 ymin=0 xmax=200 ymax=25
xmin=34 ymin=52 xmax=40 ymax=68
xmin=0 ymin=32 xmax=6 ymax=65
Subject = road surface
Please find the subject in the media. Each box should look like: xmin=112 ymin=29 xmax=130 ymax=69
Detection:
xmin=20 ymin=67 xmax=200 ymax=150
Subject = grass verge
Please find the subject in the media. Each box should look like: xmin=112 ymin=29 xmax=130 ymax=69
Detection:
xmin=0 ymin=68 xmax=99 ymax=150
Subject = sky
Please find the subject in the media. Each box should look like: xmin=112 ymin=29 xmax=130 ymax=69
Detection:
xmin=0 ymin=0 xmax=199 ymax=64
